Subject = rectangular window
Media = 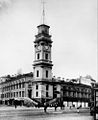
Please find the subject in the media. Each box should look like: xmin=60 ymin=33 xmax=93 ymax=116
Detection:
xmin=11 ymin=85 xmax=12 ymax=90
xmin=5 ymin=94 xmax=6 ymax=98
xmin=46 ymin=92 xmax=48 ymax=97
xmin=69 ymin=92 xmax=71 ymax=96
xmin=22 ymin=91 xmax=24 ymax=97
xmin=11 ymin=93 xmax=12 ymax=98
xmin=37 ymin=53 xmax=40 ymax=59
xmin=45 ymin=53 xmax=48 ymax=60
xmin=19 ymin=91 xmax=21 ymax=97
xmin=46 ymin=70 xmax=48 ymax=78
xmin=22 ymin=82 xmax=25 ymax=88
xmin=16 ymin=84 xmax=18 ymax=89
xmin=16 ymin=92 xmax=18 ymax=97
xmin=19 ymin=83 xmax=21 ymax=89
xmin=6 ymin=87 xmax=7 ymax=91
xmin=46 ymin=85 xmax=49 ymax=90
xmin=36 ymin=92 xmax=38 ymax=97
xmin=37 ymin=70 xmax=39 ymax=77
xmin=36 ymin=84 xmax=38 ymax=90
xmin=12 ymin=85 xmax=13 ymax=90
xmin=9 ymin=93 xmax=10 ymax=98
xmin=6 ymin=93 xmax=8 ymax=98
xmin=14 ymin=92 xmax=15 ymax=97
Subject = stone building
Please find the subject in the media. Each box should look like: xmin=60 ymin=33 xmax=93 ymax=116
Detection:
xmin=0 ymin=23 xmax=94 ymax=108
xmin=48 ymin=77 xmax=92 ymax=108
xmin=0 ymin=73 xmax=33 ymax=105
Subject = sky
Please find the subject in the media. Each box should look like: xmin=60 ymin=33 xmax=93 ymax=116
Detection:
xmin=0 ymin=0 xmax=97 ymax=80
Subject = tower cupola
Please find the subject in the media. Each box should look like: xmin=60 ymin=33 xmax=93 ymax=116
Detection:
xmin=34 ymin=24 xmax=52 ymax=44
xmin=37 ymin=24 xmax=49 ymax=35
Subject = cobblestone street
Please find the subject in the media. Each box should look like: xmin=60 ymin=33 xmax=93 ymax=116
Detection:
xmin=0 ymin=106 xmax=93 ymax=120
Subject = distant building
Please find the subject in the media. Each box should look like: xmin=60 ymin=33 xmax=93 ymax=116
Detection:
xmin=78 ymin=75 xmax=96 ymax=86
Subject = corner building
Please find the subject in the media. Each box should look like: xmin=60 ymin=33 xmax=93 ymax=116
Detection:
xmin=32 ymin=23 xmax=92 ymax=107
xmin=0 ymin=23 xmax=93 ymax=108
xmin=32 ymin=24 xmax=53 ymax=103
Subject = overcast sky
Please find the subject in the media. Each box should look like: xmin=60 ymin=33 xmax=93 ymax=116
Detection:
xmin=0 ymin=0 xmax=97 ymax=80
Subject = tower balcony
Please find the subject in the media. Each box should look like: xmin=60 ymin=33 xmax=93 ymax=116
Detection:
xmin=33 ymin=59 xmax=53 ymax=67
xmin=36 ymin=33 xmax=51 ymax=38
xmin=34 ymin=34 xmax=52 ymax=43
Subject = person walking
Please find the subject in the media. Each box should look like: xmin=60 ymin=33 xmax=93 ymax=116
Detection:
xmin=44 ymin=106 xmax=47 ymax=113
xmin=55 ymin=105 xmax=57 ymax=111
xmin=77 ymin=106 xmax=80 ymax=113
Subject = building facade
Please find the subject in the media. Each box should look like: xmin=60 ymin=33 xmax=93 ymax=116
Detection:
xmin=0 ymin=23 xmax=94 ymax=108
xmin=0 ymin=73 xmax=33 ymax=105
xmin=49 ymin=78 xmax=92 ymax=108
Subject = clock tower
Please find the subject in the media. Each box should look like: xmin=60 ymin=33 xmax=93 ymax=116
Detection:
xmin=32 ymin=24 xmax=53 ymax=103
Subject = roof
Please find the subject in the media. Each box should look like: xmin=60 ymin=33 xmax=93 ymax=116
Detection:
xmin=37 ymin=24 xmax=50 ymax=28
xmin=0 ymin=72 xmax=33 ymax=84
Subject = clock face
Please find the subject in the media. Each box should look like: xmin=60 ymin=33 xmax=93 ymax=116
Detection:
xmin=44 ymin=45 xmax=49 ymax=50
xmin=36 ymin=45 xmax=41 ymax=50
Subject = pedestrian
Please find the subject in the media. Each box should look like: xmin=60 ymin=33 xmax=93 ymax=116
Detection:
xmin=14 ymin=100 xmax=17 ymax=109
xmin=77 ymin=107 xmax=79 ymax=113
xmin=15 ymin=104 xmax=17 ymax=109
xmin=55 ymin=106 xmax=57 ymax=111
xmin=44 ymin=106 xmax=47 ymax=113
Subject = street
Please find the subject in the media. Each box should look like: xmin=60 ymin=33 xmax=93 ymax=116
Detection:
xmin=0 ymin=106 xmax=93 ymax=120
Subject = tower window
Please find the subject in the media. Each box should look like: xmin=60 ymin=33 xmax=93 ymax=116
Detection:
xmin=36 ymin=92 xmax=38 ymax=97
xmin=46 ymin=85 xmax=49 ymax=90
xmin=37 ymin=53 xmax=40 ymax=59
xmin=36 ymin=70 xmax=39 ymax=77
xmin=22 ymin=91 xmax=24 ymax=97
xmin=46 ymin=70 xmax=48 ymax=78
xmin=45 ymin=53 xmax=48 ymax=60
xmin=46 ymin=92 xmax=49 ymax=97
xmin=36 ymin=84 xmax=38 ymax=90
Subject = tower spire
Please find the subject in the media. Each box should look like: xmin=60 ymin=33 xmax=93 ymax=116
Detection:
xmin=42 ymin=0 xmax=46 ymax=24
